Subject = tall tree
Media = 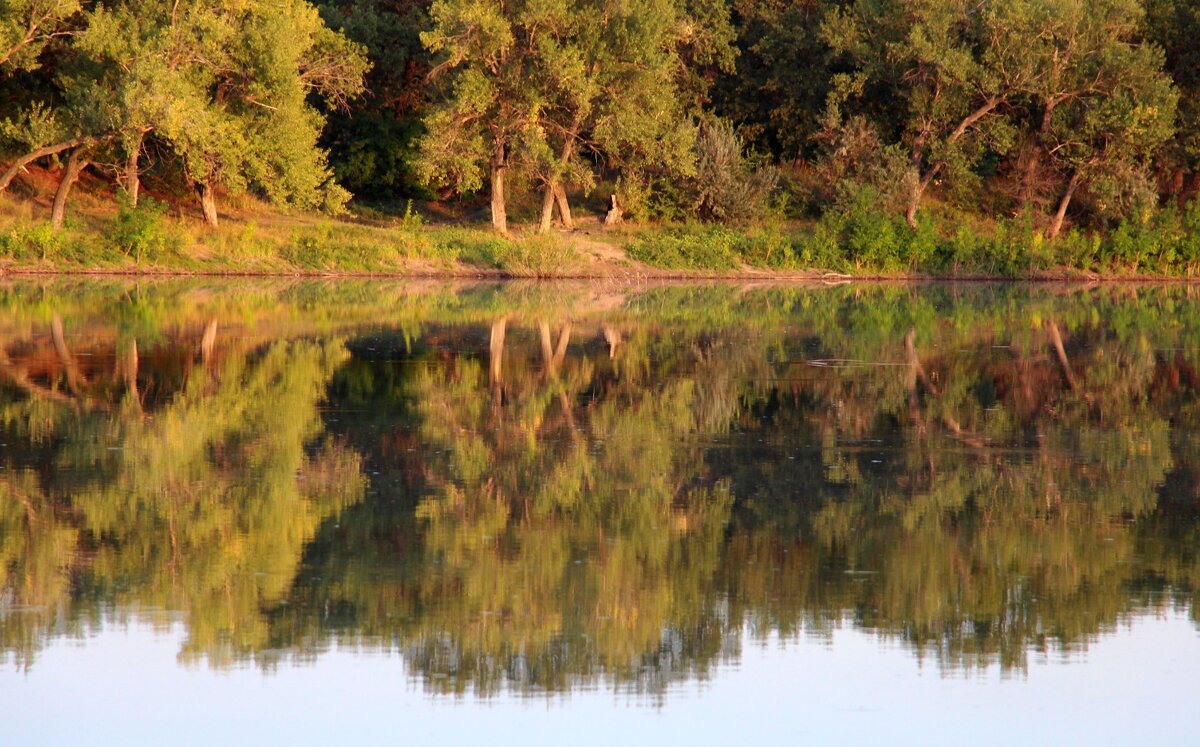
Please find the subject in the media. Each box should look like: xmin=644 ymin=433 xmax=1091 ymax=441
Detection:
xmin=531 ymin=0 xmax=710 ymax=233
xmin=822 ymin=0 xmax=1038 ymax=226
xmin=1 ymin=0 xmax=367 ymax=227
xmin=315 ymin=0 xmax=432 ymax=202
xmin=1143 ymin=0 xmax=1200 ymax=204
xmin=417 ymin=0 xmax=731 ymax=234
xmin=714 ymin=0 xmax=836 ymax=161
xmin=1007 ymin=0 xmax=1176 ymax=237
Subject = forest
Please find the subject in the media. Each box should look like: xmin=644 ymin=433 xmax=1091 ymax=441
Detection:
xmin=1 ymin=1 xmax=1200 ymax=274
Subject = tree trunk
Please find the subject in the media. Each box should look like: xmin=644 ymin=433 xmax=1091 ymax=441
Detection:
xmin=553 ymin=183 xmax=574 ymax=230
xmin=538 ymin=183 xmax=555 ymax=235
xmin=604 ymin=194 xmax=624 ymax=226
xmin=51 ymin=149 xmax=88 ymax=230
xmin=905 ymin=166 xmax=939 ymax=228
xmin=1017 ymin=142 xmax=1043 ymax=207
xmin=550 ymin=131 xmax=579 ymax=230
xmin=196 ymin=181 xmax=218 ymax=228
xmin=0 ymin=137 xmax=92 ymax=193
xmin=490 ymin=141 xmax=508 ymax=235
xmin=1045 ymin=172 xmax=1080 ymax=240
xmin=1019 ymin=102 xmax=1060 ymax=208
xmin=125 ymin=131 xmax=145 ymax=207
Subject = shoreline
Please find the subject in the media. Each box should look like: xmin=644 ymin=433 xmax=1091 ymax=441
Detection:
xmin=5 ymin=198 xmax=1200 ymax=283
xmin=4 ymin=265 xmax=1200 ymax=283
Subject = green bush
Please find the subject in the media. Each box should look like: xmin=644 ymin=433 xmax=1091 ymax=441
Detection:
xmin=626 ymin=226 xmax=743 ymax=270
xmin=0 ymin=222 xmax=63 ymax=261
xmin=818 ymin=185 xmax=935 ymax=272
xmin=108 ymin=196 xmax=181 ymax=263
xmin=688 ymin=120 xmax=780 ymax=224
xmin=491 ymin=233 xmax=581 ymax=276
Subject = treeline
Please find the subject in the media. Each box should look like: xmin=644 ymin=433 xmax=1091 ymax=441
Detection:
xmin=2 ymin=0 xmax=1199 ymax=243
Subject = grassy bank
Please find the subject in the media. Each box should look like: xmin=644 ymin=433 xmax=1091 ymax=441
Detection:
xmin=4 ymin=189 xmax=1200 ymax=279
xmin=0 ymin=194 xmax=598 ymax=277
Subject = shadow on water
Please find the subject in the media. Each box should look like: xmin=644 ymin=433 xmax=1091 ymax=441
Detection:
xmin=1 ymin=279 xmax=1199 ymax=695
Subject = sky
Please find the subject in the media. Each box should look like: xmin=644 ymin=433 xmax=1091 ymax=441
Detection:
xmin=4 ymin=611 xmax=1198 ymax=746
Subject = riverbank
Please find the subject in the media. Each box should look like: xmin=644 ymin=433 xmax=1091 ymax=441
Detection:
xmin=3 ymin=189 xmax=1200 ymax=280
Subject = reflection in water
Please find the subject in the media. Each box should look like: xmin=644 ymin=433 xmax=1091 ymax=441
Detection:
xmin=1 ymin=280 xmax=1199 ymax=694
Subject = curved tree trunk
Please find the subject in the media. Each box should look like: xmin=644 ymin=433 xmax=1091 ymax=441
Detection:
xmin=551 ymin=130 xmax=578 ymax=230
xmin=1045 ymin=172 xmax=1081 ymax=240
xmin=0 ymin=137 xmax=91 ymax=194
xmin=905 ymin=168 xmax=929 ymax=229
xmin=906 ymin=98 xmax=998 ymax=227
xmin=196 ymin=181 xmax=219 ymax=228
xmin=553 ymin=184 xmax=574 ymax=230
xmin=51 ymin=149 xmax=88 ymax=230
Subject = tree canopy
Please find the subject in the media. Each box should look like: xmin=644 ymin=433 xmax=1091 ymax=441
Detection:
xmin=0 ymin=0 xmax=1198 ymax=245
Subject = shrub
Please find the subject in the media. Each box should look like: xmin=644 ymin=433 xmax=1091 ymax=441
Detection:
xmin=822 ymin=184 xmax=931 ymax=272
xmin=491 ymin=233 xmax=581 ymax=276
xmin=625 ymin=225 xmax=742 ymax=270
xmin=0 ymin=222 xmax=62 ymax=260
xmin=689 ymin=119 xmax=779 ymax=224
xmin=108 ymin=196 xmax=180 ymax=263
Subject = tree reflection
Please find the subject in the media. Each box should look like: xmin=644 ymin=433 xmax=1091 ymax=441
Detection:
xmin=1 ymin=281 xmax=1200 ymax=691
xmin=0 ymin=309 xmax=364 ymax=668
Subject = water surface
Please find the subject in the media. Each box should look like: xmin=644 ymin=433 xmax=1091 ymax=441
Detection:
xmin=1 ymin=280 xmax=1198 ymax=742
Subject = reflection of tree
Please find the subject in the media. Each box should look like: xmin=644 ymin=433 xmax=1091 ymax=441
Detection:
xmin=4 ymin=282 xmax=1200 ymax=688
xmin=0 ymin=323 xmax=364 ymax=668
xmin=298 ymin=321 xmax=744 ymax=695
xmin=721 ymin=316 xmax=1181 ymax=670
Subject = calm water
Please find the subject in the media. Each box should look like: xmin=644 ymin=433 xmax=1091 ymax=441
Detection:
xmin=2 ymin=279 xmax=1199 ymax=743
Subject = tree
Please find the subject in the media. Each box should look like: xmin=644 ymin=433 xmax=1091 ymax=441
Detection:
xmin=822 ymin=0 xmax=1038 ymax=226
xmin=1009 ymin=0 xmax=1177 ymax=237
xmin=1139 ymin=0 xmax=1200 ymax=203
xmin=530 ymin=0 xmax=717 ymax=233
xmin=0 ymin=0 xmax=78 ymax=73
xmin=417 ymin=0 xmax=731 ymax=234
xmin=315 ymin=0 xmax=433 ymax=202
xmin=714 ymin=0 xmax=837 ymax=161
xmin=415 ymin=0 xmax=537 ymax=234
xmin=1 ymin=0 xmax=368 ymax=228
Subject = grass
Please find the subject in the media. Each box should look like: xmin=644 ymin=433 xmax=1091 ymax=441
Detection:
xmin=4 ymin=181 xmax=1200 ymax=279
xmin=0 ymin=193 xmax=593 ymax=277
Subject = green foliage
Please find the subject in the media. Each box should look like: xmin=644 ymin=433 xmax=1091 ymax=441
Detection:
xmin=817 ymin=185 xmax=937 ymax=271
xmin=687 ymin=119 xmax=779 ymax=224
xmin=107 ymin=196 xmax=179 ymax=263
xmin=324 ymin=112 xmax=427 ymax=200
xmin=714 ymin=0 xmax=834 ymax=158
xmin=626 ymin=225 xmax=745 ymax=270
xmin=315 ymin=1 xmax=431 ymax=199
xmin=0 ymin=220 xmax=65 ymax=260
xmin=0 ymin=0 xmax=79 ymax=74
